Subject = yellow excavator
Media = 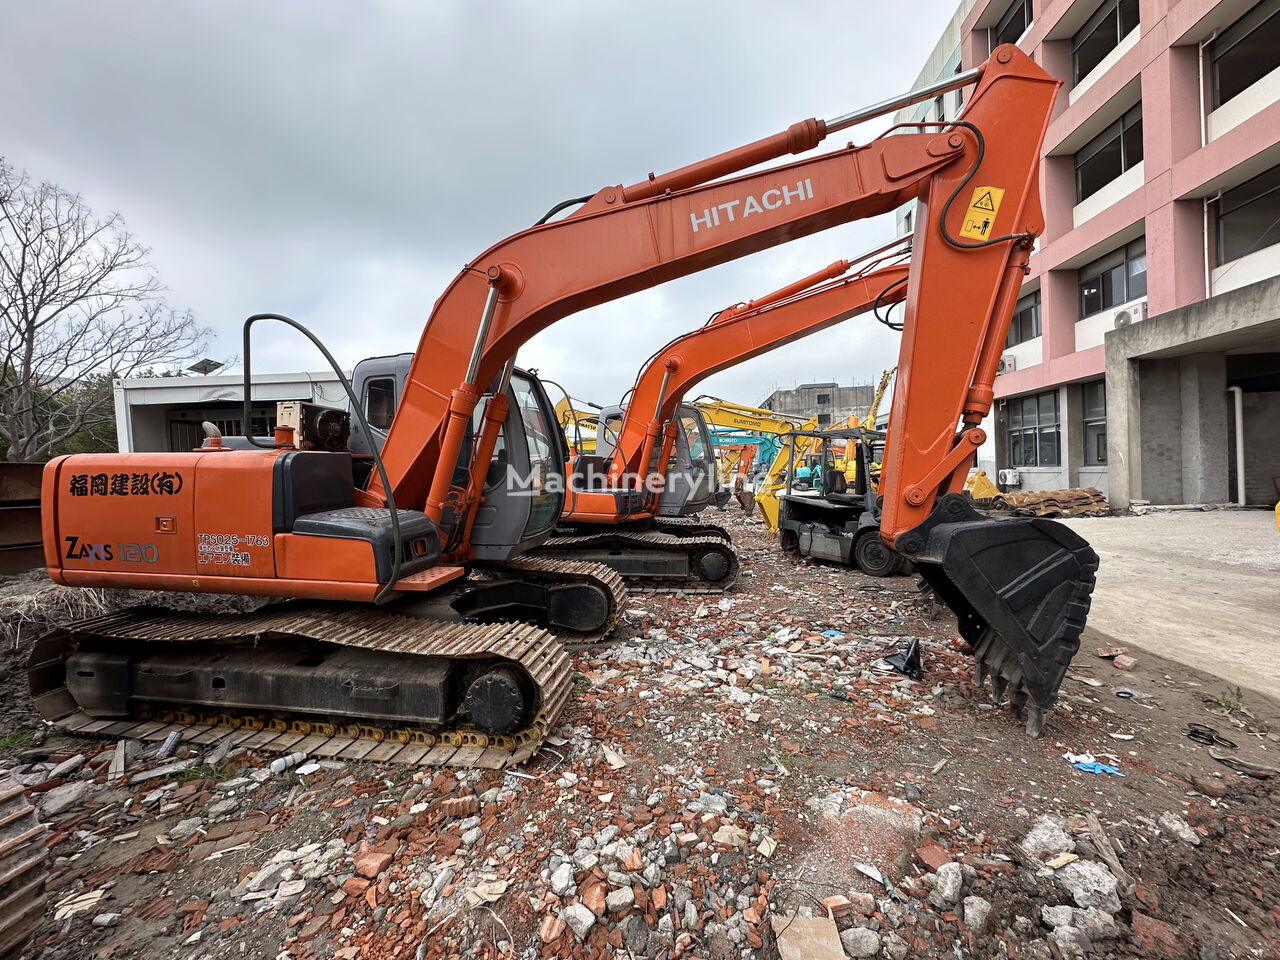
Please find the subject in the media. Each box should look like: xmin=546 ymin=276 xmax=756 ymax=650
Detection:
xmin=754 ymin=369 xmax=894 ymax=530
xmin=553 ymin=397 xmax=600 ymax=455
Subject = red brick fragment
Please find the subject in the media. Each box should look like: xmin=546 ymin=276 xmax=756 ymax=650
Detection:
xmin=916 ymin=843 xmax=951 ymax=872
xmin=355 ymin=851 xmax=393 ymax=879
xmin=1131 ymin=912 xmax=1181 ymax=954
xmin=439 ymin=797 xmax=478 ymax=817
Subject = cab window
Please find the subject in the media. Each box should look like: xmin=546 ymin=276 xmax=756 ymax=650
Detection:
xmin=364 ymin=377 xmax=396 ymax=431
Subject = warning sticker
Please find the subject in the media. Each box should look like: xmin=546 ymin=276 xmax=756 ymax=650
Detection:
xmin=958 ymin=185 xmax=1005 ymax=241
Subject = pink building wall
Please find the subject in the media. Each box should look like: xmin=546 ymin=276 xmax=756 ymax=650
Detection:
xmin=953 ymin=0 xmax=1280 ymax=401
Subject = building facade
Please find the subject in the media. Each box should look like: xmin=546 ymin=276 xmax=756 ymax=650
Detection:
xmin=759 ymin=381 xmax=878 ymax=425
xmin=898 ymin=0 xmax=1280 ymax=506
xmin=113 ymin=372 xmax=348 ymax=452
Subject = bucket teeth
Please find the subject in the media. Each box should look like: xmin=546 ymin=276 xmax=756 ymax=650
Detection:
xmin=1025 ymin=704 xmax=1045 ymax=738
xmin=989 ymin=673 xmax=1009 ymax=704
xmin=971 ymin=630 xmax=1051 ymax=737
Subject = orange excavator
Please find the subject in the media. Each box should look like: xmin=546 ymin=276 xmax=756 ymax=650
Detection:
xmin=31 ymin=46 xmax=1092 ymax=755
xmin=534 ymin=247 xmax=910 ymax=590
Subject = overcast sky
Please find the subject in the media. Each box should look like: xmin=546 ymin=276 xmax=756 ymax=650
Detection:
xmin=2 ymin=1 xmax=957 ymax=411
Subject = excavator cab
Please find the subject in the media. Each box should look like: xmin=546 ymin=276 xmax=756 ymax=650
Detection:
xmin=594 ymin=402 xmax=720 ymax=516
xmin=657 ymin=405 xmax=720 ymax=516
xmin=348 ymin=356 xmax=567 ymax=560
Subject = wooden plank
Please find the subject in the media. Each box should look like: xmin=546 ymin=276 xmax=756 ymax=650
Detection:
xmin=390 ymin=744 xmax=431 ymax=766
xmin=447 ymin=746 xmax=486 ymax=767
xmin=363 ymin=742 xmax=409 ymax=764
xmin=98 ymin=721 xmax=142 ymax=738
xmin=56 ymin=712 xmax=94 ymax=732
xmin=336 ymin=740 xmax=378 ymax=762
xmin=420 ymin=745 xmax=457 ymax=766
xmin=264 ymin=733 xmax=306 ymax=753
xmin=290 ymin=735 xmax=331 ymax=757
xmin=125 ymin=721 xmax=167 ymax=740
xmin=187 ymin=727 xmax=224 ymax=745
xmin=238 ymin=729 xmax=284 ymax=751
xmin=141 ymin=723 xmax=187 ymax=743
xmin=75 ymin=719 xmax=118 ymax=736
xmin=312 ymin=737 xmax=357 ymax=759
xmin=474 ymin=748 xmax=511 ymax=770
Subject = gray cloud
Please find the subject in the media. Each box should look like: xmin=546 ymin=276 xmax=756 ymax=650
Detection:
xmin=2 ymin=0 xmax=954 ymax=409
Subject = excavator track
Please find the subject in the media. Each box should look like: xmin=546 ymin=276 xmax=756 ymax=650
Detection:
xmin=536 ymin=530 xmax=740 ymax=593
xmin=483 ymin=556 xmax=628 ymax=644
xmin=27 ymin=605 xmax=574 ymax=770
xmin=0 ymin=777 xmax=48 ymax=960
xmin=650 ymin=516 xmax=732 ymax=541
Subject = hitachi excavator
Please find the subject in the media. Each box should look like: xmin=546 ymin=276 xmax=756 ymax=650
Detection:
xmin=31 ymin=47 xmax=1094 ymax=753
xmin=536 ymin=250 xmax=910 ymax=590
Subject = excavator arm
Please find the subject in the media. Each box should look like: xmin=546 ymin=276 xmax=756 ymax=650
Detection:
xmin=694 ymin=399 xmax=807 ymax=436
xmin=601 ymin=255 xmax=910 ymax=489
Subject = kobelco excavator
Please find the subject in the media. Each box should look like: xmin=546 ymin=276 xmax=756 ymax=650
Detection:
xmin=32 ymin=47 xmax=1093 ymax=757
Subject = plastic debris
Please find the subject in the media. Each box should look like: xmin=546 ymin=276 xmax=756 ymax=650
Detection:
xmin=155 ymin=731 xmax=181 ymax=759
xmin=269 ymin=751 xmax=308 ymax=774
xmin=883 ymin=637 xmax=923 ymax=681
xmin=1073 ymin=761 xmax=1124 ymax=776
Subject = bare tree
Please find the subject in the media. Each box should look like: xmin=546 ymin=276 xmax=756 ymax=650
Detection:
xmin=0 ymin=158 xmax=210 ymax=461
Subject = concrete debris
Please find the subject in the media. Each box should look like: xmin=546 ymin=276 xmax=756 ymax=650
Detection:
xmin=4 ymin=511 xmax=1276 ymax=960
xmin=1056 ymin=859 xmax=1122 ymax=913
xmin=963 ymin=894 xmax=992 ymax=935
xmin=1020 ymin=815 xmax=1076 ymax=857
xmin=561 ymin=902 xmax=596 ymax=941
xmin=839 ymin=924 xmax=880 ymax=958
xmin=1158 ymin=811 xmax=1201 ymax=846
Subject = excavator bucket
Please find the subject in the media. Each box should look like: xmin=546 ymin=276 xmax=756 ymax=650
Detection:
xmin=899 ymin=495 xmax=1098 ymax=737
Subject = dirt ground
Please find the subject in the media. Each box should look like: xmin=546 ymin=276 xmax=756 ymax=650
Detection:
xmin=2 ymin=508 xmax=1279 ymax=960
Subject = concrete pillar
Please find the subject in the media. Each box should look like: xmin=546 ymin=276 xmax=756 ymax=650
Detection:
xmin=1041 ymin=155 xmax=1076 ymax=248
xmin=1104 ymin=348 xmax=1142 ymax=509
xmin=1179 ymin=353 xmax=1229 ymax=503
xmin=1041 ymin=269 xmax=1078 ymax=360
xmin=1064 ymin=382 xmax=1083 ymax=488
xmin=1139 ymin=358 xmax=1184 ymax=503
xmin=1142 ymin=45 xmax=1207 ymax=315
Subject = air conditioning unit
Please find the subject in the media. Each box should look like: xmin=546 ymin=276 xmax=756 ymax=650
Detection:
xmin=997 ymin=353 xmax=1017 ymax=374
xmin=277 ymin=400 xmax=351 ymax=451
xmin=997 ymin=468 xmax=1021 ymax=486
xmin=1112 ymin=299 xmax=1148 ymax=329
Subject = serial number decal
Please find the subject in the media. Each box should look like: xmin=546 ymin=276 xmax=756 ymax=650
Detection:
xmin=197 ymin=533 xmax=268 ymax=568
xmin=68 ymin=471 xmax=184 ymax=497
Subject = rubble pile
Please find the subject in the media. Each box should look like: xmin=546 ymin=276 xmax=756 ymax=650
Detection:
xmin=2 ymin=510 xmax=1278 ymax=960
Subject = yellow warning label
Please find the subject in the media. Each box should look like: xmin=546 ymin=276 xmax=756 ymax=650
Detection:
xmin=958 ymin=185 xmax=1005 ymax=241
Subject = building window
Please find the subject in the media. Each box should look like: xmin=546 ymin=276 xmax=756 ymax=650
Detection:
xmin=1074 ymin=104 xmax=1143 ymax=202
xmin=817 ymin=413 xmax=832 ymax=427
xmin=1082 ymin=380 xmax=1107 ymax=465
xmin=1210 ymin=0 xmax=1280 ymax=109
xmin=1005 ymin=290 xmax=1042 ymax=347
xmin=1214 ymin=162 xmax=1280 ymax=264
xmin=991 ymin=0 xmax=1032 ymax=49
xmin=1078 ymin=237 xmax=1146 ymax=318
xmin=816 ymin=393 xmax=831 ymax=405
xmin=1006 ymin=390 xmax=1061 ymax=467
xmin=1073 ymin=0 xmax=1139 ymax=83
